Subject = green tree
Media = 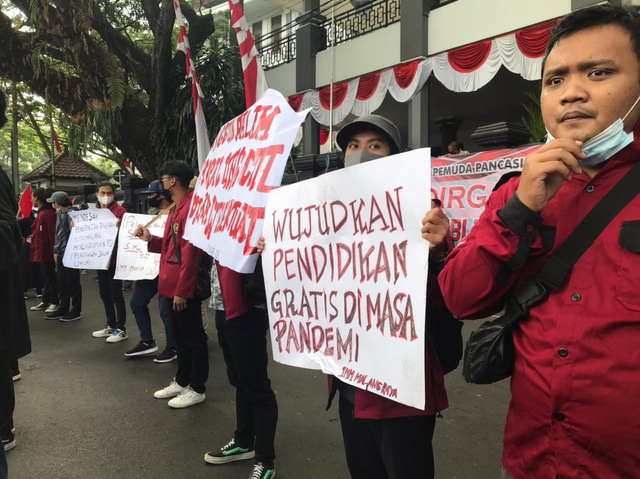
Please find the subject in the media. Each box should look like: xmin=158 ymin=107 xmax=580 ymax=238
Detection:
xmin=0 ymin=0 xmax=245 ymax=180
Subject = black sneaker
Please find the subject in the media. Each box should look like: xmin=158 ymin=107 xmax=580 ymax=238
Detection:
xmin=59 ymin=312 xmax=82 ymax=322
xmin=248 ymin=462 xmax=276 ymax=479
xmin=2 ymin=433 xmax=16 ymax=452
xmin=153 ymin=347 xmax=177 ymax=363
xmin=124 ymin=341 xmax=158 ymax=357
xmin=45 ymin=310 xmax=67 ymax=320
xmin=204 ymin=438 xmax=255 ymax=465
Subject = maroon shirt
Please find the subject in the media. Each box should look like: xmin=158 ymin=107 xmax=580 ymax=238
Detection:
xmin=104 ymin=201 xmax=127 ymax=269
xmin=149 ymin=191 xmax=202 ymax=299
xmin=440 ymin=124 xmax=640 ymax=479
xmin=30 ymin=208 xmax=56 ymax=263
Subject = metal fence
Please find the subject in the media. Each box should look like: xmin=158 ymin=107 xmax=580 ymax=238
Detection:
xmin=257 ymin=31 xmax=297 ymax=71
xmin=321 ymin=0 xmax=401 ymax=50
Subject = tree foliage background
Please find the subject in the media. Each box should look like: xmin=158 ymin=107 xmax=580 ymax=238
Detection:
xmin=0 ymin=0 xmax=245 ymax=180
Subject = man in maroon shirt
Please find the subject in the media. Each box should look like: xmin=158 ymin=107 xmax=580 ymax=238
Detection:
xmin=440 ymin=5 xmax=640 ymax=479
xmin=29 ymin=188 xmax=58 ymax=314
xmin=90 ymin=182 xmax=128 ymax=342
xmin=136 ymin=161 xmax=208 ymax=409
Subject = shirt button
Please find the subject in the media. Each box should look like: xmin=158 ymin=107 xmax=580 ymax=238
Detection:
xmin=555 ymin=412 xmax=566 ymax=422
xmin=571 ymin=293 xmax=581 ymax=302
xmin=526 ymin=225 xmax=534 ymax=233
xmin=586 ymin=185 xmax=595 ymax=193
xmin=558 ymin=348 xmax=568 ymax=357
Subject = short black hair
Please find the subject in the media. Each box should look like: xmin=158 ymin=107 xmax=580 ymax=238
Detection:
xmin=32 ymin=187 xmax=53 ymax=209
xmin=448 ymin=141 xmax=460 ymax=149
xmin=432 ymin=198 xmax=442 ymax=207
xmin=0 ymin=89 xmax=6 ymax=129
xmin=158 ymin=160 xmax=194 ymax=189
xmin=543 ymin=5 xmax=640 ymax=74
xmin=95 ymin=181 xmax=115 ymax=194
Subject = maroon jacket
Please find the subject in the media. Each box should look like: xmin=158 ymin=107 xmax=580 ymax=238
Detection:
xmin=103 ymin=201 xmax=127 ymax=269
xmin=30 ymin=208 xmax=56 ymax=263
xmin=327 ymin=268 xmax=450 ymax=420
xmin=149 ymin=191 xmax=202 ymax=299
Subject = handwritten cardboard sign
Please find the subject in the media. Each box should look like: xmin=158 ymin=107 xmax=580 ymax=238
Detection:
xmin=262 ymin=150 xmax=431 ymax=409
xmin=184 ymin=89 xmax=309 ymax=274
xmin=114 ymin=213 xmax=168 ymax=281
xmin=63 ymin=209 xmax=118 ymax=270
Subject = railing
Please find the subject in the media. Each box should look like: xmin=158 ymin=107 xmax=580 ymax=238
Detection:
xmin=321 ymin=0 xmax=401 ymax=50
xmin=258 ymin=32 xmax=297 ymax=70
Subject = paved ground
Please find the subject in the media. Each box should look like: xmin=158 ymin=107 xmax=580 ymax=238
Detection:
xmin=8 ymin=276 xmax=511 ymax=479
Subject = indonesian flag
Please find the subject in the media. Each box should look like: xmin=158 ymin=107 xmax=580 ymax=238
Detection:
xmin=174 ymin=0 xmax=210 ymax=170
xmin=228 ymin=0 xmax=269 ymax=108
xmin=19 ymin=185 xmax=32 ymax=219
xmin=52 ymin=127 xmax=62 ymax=153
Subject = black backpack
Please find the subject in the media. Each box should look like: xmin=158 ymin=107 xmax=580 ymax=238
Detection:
xmin=427 ymin=304 xmax=463 ymax=375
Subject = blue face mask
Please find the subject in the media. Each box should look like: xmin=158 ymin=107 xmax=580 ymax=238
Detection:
xmin=547 ymin=94 xmax=640 ymax=166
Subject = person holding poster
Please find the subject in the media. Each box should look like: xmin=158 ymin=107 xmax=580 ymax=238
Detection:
xmin=125 ymin=180 xmax=177 ymax=362
xmin=29 ymin=188 xmax=58 ymax=314
xmin=135 ymin=161 xmax=208 ymax=409
xmin=45 ymin=191 xmax=81 ymax=322
xmin=440 ymin=6 xmax=640 ymax=479
xmin=91 ymin=182 xmax=129 ymax=343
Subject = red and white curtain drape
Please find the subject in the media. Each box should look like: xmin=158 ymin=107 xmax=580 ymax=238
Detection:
xmin=287 ymin=19 xmax=558 ymax=126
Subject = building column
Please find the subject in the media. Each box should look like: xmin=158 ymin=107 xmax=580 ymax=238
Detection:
xmin=408 ymin=81 xmax=430 ymax=150
xmin=297 ymin=0 xmax=323 ymax=155
xmin=435 ymin=117 xmax=464 ymax=153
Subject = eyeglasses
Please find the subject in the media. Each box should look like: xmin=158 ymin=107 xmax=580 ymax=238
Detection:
xmin=160 ymin=176 xmax=174 ymax=184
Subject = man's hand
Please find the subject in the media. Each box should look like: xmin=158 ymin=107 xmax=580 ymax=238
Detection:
xmin=422 ymin=208 xmax=450 ymax=261
xmin=54 ymin=254 xmax=58 ymax=263
xmin=517 ymin=139 xmax=584 ymax=213
xmin=134 ymin=225 xmax=151 ymax=242
xmin=70 ymin=220 xmax=75 ymax=228
xmin=173 ymin=296 xmax=187 ymax=311
xmin=257 ymin=236 xmax=265 ymax=254
xmin=115 ymin=219 xmax=122 ymax=229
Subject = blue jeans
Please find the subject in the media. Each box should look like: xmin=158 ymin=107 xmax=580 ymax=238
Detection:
xmin=130 ymin=278 xmax=175 ymax=348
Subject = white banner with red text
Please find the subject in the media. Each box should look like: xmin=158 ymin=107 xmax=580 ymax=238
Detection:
xmin=263 ymin=150 xmax=431 ymax=409
xmin=431 ymin=146 xmax=540 ymax=244
xmin=184 ymin=89 xmax=309 ymax=274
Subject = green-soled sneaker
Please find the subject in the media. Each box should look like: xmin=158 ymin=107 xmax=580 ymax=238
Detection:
xmin=248 ymin=463 xmax=276 ymax=479
xmin=204 ymin=438 xmax=255 ymax=465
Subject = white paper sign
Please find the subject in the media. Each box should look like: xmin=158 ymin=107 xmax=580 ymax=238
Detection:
xmin=263 ymin=150 xmax=431 ymax=409
xmin=63 ymin=209 xmax=118 ymax=270
xmin=114 ymin=213 xmax=168 ymax=281
xmin=184 ymin=89 xmax=309 ymax=274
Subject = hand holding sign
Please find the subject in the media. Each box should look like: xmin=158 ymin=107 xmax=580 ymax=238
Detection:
xmin=421 ymin=208 xmax=450 ymax=260
xmin=62 ymin=209 xmax=118 ymax=270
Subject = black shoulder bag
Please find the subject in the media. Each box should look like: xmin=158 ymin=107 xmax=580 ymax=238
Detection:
xmin=463 ymin=160 xmax=640 ymax=384
xmin=170 ymin=208 xmax=213 ymax=302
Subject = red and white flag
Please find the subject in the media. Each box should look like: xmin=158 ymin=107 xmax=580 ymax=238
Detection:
xmin=52 ymin=127 xmax=62 ymax=153
xmin=174 ymin=0 xmax=210 ymax=170
xmin=228 ymin=0 xmax=269 ymax=108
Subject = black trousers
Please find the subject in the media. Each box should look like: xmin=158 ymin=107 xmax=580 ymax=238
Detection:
xmin=56 ymin=256 xmax=82 ymax=314
xmin=41 ymin=261 xmax=58 ymax=305
xmin=165 ymin=297 xmax=209 ymax=394
xmin=339 ymin=394 xmax=436 ymax=479
xmin=97 ymin=268 xmax=126 ymax=330
xmin=0 ymin=354 xmax=14 ymax=441
xmin=215 ymin=308 xmax=278 ymax=467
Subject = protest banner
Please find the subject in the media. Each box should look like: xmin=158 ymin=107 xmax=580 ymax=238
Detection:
xmin=431 ymin=145 xmax=540 ymax=244
xmin=262 ymin=150 xmax=431 ymax=410
xmin=184 ymin=88 xmax=309 ymax=274
xmin=114 ymin=213 xmax=168 ymax=280
xmin=63 ymin=209 xmax=118 ymax=270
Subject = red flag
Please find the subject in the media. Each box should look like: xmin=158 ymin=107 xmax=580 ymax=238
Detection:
xmin=52 ymin=128 xmax=62 ymax=153
xmin=19 ymin=185 xmax=33 ymax=219
xmin=228 ymin=0 xmax=269 ymax=108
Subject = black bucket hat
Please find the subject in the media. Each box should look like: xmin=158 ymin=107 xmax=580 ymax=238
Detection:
xmin=336 ymin=114 xmax=401 ymax=154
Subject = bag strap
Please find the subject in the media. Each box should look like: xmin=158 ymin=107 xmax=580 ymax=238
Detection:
xmin=170 ymin=207 xmax=182 ymax=266
xmin=537 ymin=159 xmax=640 ymax=290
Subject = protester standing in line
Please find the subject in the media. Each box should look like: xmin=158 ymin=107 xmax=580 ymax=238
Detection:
xmin=125 ymin=180 xmax=177 ymax=362
xmin=91 ymin=182 xmax=128 ymax=342
xmin=44 ymin=191 xmax=81 ymax=322
xmin=440 ymin=6 xmax=640 ymax=478
xmin=0 ymin=88 xmax=31 ymax=472
xmin=29 ymin=188 xmax=58 ymax=314
xmin=135 ymin=161 xmax=209 ymax=408
xmin=18 ymin=207 xmax=42 ymax=299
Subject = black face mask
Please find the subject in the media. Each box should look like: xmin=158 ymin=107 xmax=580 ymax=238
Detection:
xmin=148 ymin=196 xmax=161 ymax=208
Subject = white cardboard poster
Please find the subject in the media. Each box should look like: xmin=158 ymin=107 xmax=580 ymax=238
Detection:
xmin=63 ymin=209 xmax=118 ymax=270
xmin=114 ymin=213 xmax=168 ymax=281
xmin=262 ymin=150 xmax=431 ymax=409
xmin=184 ymin=88 xmax=309 ymax=274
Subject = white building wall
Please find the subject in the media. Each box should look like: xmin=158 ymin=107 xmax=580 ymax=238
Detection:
xmin=428 ymin=0 xmax=573 ymax=55
xmin=265 ymin=61 xmax=297 ymax=97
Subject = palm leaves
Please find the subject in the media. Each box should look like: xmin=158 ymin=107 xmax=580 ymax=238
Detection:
xmin=521 ymin=90 xmax=546 ymax=143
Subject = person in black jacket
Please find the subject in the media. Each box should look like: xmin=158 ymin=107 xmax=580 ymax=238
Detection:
xmin=0 ymin=88 xmax=31 ymax=474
